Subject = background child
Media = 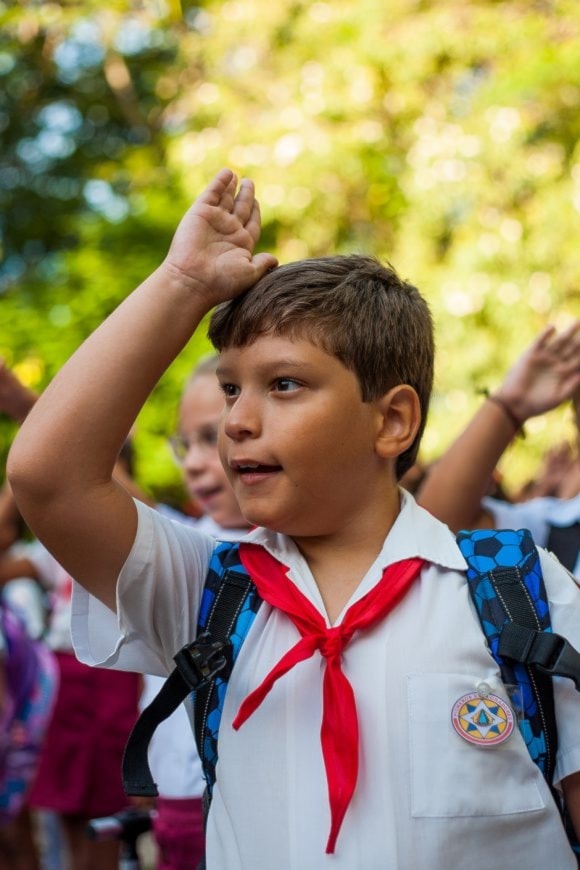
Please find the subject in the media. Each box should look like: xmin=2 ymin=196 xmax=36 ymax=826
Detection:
xmin=8 ymin=169 xmax=580 ymax=869
xmin=418 ymin=321 xmax=580 ymax=573
xmin=143 ymin=354 xmax=250 ymax=870
xmin=0 ymin=600 xmax=56 ymax=870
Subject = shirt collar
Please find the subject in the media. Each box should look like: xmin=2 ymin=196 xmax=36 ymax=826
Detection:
xmin=242 ymin=489 xmax=467 ymax=574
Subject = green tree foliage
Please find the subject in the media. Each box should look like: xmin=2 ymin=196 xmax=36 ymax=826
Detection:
xmin=1 ymin=0 xmax=579 ymax=499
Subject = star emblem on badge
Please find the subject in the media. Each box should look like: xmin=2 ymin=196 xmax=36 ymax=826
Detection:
xmin=451 ymin=691 xmax=514 ymax=746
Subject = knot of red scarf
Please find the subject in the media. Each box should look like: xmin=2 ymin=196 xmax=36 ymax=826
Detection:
xmin=233 ymin=542 xmax=425 ymax=854
xmin=319 ymin=625 xmax=351 ymax=659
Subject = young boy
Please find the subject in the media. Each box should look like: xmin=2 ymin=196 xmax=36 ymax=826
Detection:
xmin=8 ymin=169 xmax=580 ymax=869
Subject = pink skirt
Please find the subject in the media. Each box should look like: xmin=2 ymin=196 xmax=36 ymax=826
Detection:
xmin=28 ymin=651 xmax=140 ymax=817
xmin=153 ymin=797 xmax=205 ymax=870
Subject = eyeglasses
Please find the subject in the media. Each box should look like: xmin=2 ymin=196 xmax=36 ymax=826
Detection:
xmin=168 ymin=426 xmax=219 ymax=463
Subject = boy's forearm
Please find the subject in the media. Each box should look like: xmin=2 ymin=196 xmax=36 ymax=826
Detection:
xmin=417 ymin=398 xmax=517 ymax=531
xmin=8 ymin=264 xmax=212 ymax=502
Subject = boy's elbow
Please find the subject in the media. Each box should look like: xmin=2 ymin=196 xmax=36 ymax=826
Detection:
xmin=7 ymin=436 xmax=53 ymax=511
xmin=7 ymin=439 xmax=29 ymax=496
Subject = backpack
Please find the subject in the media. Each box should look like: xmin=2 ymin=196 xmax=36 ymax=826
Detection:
xmin=457 ymin=528 xmax=580 ymax=861
xmin=122 ymin=529 xmax=580 ymax=860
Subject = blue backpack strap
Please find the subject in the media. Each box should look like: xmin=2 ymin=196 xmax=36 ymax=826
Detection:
xmin=457 ymin=528 xmax=555 ymax=778
xmin=193 ymin=541 xmax=262 ymax=794
xmin=122 ymin=541 xmax=261 ymax=802
xmin=458 ymin=528 xmax=580 ymax=861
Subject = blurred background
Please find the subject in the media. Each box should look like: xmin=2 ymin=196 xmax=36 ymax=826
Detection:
xmin=1 ymin=0 xmax=580 ymax=504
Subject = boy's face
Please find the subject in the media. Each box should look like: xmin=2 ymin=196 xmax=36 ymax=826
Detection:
xmin=217 ymin=334 xmax=392 ymax=540
xmin=179 ymin=375 xmax=248 ymax=530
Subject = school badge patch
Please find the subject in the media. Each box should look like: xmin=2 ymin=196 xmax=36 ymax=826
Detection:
xmin=451 ymin=691 xmax=514 ymax=747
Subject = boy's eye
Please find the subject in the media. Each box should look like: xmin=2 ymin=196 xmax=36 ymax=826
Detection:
xmin=274 ymin=378 xmax=301 ymax=392
xmin=220 ymin=383 xmax=239 ymax=398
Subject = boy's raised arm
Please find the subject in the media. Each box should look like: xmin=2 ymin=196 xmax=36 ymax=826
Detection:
xmin=7 ymin=170 xmax=277 ymax=611
xmin=418 ymin=321 xmax=580 ymax=531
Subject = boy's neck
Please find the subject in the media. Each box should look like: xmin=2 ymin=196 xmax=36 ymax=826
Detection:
xmin=293 ymin=487 xmax=402 ymax=625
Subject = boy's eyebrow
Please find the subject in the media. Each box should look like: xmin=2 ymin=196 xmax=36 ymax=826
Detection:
xmin=216 ymin=358 xmax=312 ymax=378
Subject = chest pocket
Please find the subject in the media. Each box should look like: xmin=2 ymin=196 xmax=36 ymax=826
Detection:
xmin=407 ymin=673 xmax=545 ymax=817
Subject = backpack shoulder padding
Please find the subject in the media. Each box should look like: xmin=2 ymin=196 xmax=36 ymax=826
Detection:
xmin=194 ymin=541 xmax=262 ymax=793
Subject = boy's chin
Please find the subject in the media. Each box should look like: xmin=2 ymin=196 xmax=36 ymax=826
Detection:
xmin=238 ymin=505 xmax=281 ymax=533
xmin=239 ymin=506 xmax=308 ymax=538
xmin=210 ymin=506 xmax=249 ymax=530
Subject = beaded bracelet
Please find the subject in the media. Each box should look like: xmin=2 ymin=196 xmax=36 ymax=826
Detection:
xmin=480 ymin=389 xmax=526 ymax=438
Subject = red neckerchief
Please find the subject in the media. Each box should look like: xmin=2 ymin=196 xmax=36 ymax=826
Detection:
xmin=233 ymin=542 xmax=425 ymax=853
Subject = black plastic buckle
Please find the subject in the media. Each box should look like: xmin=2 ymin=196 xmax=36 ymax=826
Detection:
xmin=499 ymin=624 xmax=580 ymax=691
xmin=173 ymin=630 xmax=231 ymax=691
xmin=535 ymin=634 xmax=580 ymax=691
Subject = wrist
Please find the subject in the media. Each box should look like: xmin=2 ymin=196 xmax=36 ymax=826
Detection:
xmin=481 ymin=390 xmax=525 ymax=438
xmin=153 ymin=260 xmax=221 ymax=316
xmin=146 ymin=263 xmax=216 ymax=328
xmin=491 ymin=387 xmax=531 ymax=427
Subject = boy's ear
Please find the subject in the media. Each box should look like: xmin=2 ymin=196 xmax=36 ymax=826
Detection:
xmin=374 ymin=385 xmax=421 ymax=460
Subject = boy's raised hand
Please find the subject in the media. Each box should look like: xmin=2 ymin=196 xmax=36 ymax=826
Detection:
xmin=496 ymin=321 xmax=580 ymax=423
xmin=162 ymin=169 xmax=278 ymax=308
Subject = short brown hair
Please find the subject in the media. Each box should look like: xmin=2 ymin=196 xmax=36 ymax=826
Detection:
xmin=208 ymin=255 xmax=434 ymax=478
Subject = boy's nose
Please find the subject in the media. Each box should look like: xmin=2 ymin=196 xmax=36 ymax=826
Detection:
xmin=223 ymin=394 xmax=262 ymax=440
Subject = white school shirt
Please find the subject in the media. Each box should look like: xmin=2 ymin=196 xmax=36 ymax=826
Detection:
xmin=71 ymin=492 xmax=580 ymax=870
xmin=483 ymin=493 xmax=580 ymax=575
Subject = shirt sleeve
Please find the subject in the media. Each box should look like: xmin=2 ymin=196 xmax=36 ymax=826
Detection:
xmin=71 ymin=499 xmax=216 ymax=677
xmin=540 ymin=547 xmax=580 ymax=784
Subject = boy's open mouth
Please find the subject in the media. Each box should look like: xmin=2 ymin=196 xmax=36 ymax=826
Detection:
xmin=232 ymin=461 xmax=282 ymax=476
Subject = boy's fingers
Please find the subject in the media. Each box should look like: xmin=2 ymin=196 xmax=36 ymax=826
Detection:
xmin=197 ymin=168 xmax=236 ymax=207
xmin=252 ymin=252 xmax=279 ymax=278
xmin=245 ymin=200 xmax=264 ymax=244
xmin=550 ymin=322 xmax=580 ymax=359
xmin=220 ymin=173 xmax=238 ymax=213
xmin=233 ymin=178 xmax=256 ymax=225
xmin=533 ymin=324 xmax=556 ymax=351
